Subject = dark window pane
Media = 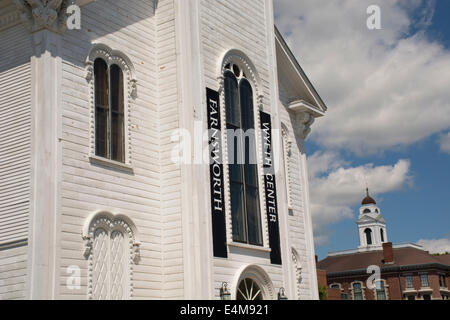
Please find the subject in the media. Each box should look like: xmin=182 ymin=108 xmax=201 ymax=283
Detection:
xmin=225 ymin=70 xmax=262 ymax=247
xmin=245 ymin=164 xmax=259 ymax=188
xmin=365 ymin=228 xmax=373 ymax=245
xmin=110 ymin=65 xmax=125 ymax=163
xmin=94 ymin=58 xmax=109 ymax=158
xmin=227 ymin=126 xmax=245 ymax=167
xmin=229 ymin=164 xmax=244 ymax=184
xmin=233 ymin=64 xmax=240 ymax=78
xmin=231 ymin=182 xmax=246 ymax=243
xmin=246 ymin=186 xmax=262 ymax=246
xmin=239 ymin=79 xmax=254 ymax=130
xmin=224 ymin=71 xmax=240 ymax=128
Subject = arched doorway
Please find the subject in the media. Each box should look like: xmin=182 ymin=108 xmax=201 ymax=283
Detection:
xmin=232 ymin=265 xmax=275 ymax=300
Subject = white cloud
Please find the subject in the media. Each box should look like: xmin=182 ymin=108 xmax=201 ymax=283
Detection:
xmin=417 ymin=237 xmax=450 ymax=254
xmin=275 ymin=0 xmax=450 ymax=155
xmin=308 ymin=153 xmax=412 ymax=245
xmin=439 ymin=132 xmax=450 ymax=154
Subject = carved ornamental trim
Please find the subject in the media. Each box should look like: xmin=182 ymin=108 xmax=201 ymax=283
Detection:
xmin=288 ymin=100 xmax=325 ymax=140
xmin=86 ymin=44 xmax=137 ymax=167
xmin=82 ymin=211 xmax=141 ymax=300
xmin=13 ymin=0 xmax=70 ymax=33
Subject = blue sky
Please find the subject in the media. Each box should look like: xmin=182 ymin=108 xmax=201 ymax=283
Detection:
xmin=274 ymin=0 xmax=450 ymax=259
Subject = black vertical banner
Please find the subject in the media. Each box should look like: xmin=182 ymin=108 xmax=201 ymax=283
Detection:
xmin=260 ymin=111 xmax=282 ymax=265
xmin=206 ymin=88 xmax=228 ymax=258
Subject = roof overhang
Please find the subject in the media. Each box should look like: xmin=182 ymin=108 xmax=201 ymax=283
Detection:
xmin=275 ymin=25 xmax=327 ymax=117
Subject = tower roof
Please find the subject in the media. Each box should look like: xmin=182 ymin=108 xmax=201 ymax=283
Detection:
xmin=361 ymin=188 xmax=376 ymax=205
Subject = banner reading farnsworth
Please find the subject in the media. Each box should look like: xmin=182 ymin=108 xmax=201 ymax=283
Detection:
xmin=260 ymin=111 xmax=282 ymax=265
xmin=206 ymin=88 xmax=228 ymax=258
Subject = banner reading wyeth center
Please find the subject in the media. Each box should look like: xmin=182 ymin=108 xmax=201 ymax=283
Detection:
xmin=260 ymin=111 xmax=282 ymax=265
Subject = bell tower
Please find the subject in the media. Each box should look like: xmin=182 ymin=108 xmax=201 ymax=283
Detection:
xmin=356 ymin=188 xmax=388 ymax=251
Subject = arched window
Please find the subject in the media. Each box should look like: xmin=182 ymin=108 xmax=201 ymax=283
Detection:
xmin=236 ymin=278 xmax=263 ymax=300
xmin=365 ymin=228 xmax=373 ymax=245
xmin=352 ymin=282 xmax=364 ymax=300
xmin=380 ymin=228 xmax=385 ymax=242
xmin=224 ymin=63 xmax=262 ymax=246
xmin=330 ymin=284 xmax=341 ymax=290
xmin=376 ymin=280 xmax=387 ymax=300
xmin=363 ymin=209 xmax=371 ymax=214
xmin=83 ymin=213 xmax=140 ymax=300
xmin=94 ymin=59 xmax=125 ymax=163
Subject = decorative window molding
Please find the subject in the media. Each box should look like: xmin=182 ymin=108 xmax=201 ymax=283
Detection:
xmin=350 ymin=281 xmax=366 ymax=300
xmin=330 ymin=283 xmax=342 ymax=290
xmin=82 ymin=211 xmax=140 ymax=300
xmin=86 ymin=44 xmax=137 ymax=168
xmin=373 ymin=279 xmax=389 ymax=300
xmin=281 ymin=124 xmax=293 ymax=209
xmin=291 ymin=248 xmax=303 ymax=299
xmin=217 ymin=49 xmax=270 ymax=250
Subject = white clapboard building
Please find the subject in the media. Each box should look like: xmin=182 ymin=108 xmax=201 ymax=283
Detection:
xmin=0 ymin=0 xmax=327 ymax=300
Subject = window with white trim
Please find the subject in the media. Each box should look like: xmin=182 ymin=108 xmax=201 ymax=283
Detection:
xmin=94 ymin=59 xmax=125 ymax=162
xmin=405 ymin=275 xmax=414 ymax=288
xmin=364 ymin=228 xmax=373 ymax=245
xmin=420 ymin=274 xmax=429 ymax=287
xmin=376 ymin=280 xmax=387 ymax=300
xmin=439 ymin=274 xmax=447 ymax=288
xmin=352 ymin=282 xmax=364 ymax=300
xmin=224 ymin=63 xmax=263 ymax=246
xmin=86 ymin=44 xmax=137 ymax=168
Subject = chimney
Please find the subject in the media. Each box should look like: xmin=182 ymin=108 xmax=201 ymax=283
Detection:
xmin=383 ymin=242 xmax=394 ymax=264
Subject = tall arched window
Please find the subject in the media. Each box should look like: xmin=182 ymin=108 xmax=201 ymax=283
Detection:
xmin=224 ymin=63 xmax=262 ymax=246
xmin=94 ymin=59 xmax=125 ymax=163
xmin=365 ymin=228 xmax=373 ymax=245
xmin=380 ymin=228 xmax=385 ymax=242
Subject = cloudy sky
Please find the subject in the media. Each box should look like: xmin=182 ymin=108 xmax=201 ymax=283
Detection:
xmin=274 ymin=0 xmax=450 ymax=258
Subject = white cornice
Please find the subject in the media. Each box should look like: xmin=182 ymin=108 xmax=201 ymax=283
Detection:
xmin=275 ymin=26 xmax=328 ymax=113
xmin=0 ymin=4 xmax=21 ymax=31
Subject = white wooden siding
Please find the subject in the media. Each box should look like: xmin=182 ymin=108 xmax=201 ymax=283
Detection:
xmin=0 ymin=245 xmax=28 ymax=299
xmin=58 ymin=0 xmax=165 ymax=299
xmin=0 ymin=21 xmax=31 ymax=247
xmin=199 ymin=0 xmax=286 ymax=298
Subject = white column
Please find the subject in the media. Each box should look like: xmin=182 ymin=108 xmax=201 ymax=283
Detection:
xmin=174 ymin=0 xmax=213 ymax=299
xmin=26 ymin=29 xmax=62 ymax=299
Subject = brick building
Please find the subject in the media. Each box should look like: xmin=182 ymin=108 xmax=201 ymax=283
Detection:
xmin=317 ymin=191 xmax=450 ymax=300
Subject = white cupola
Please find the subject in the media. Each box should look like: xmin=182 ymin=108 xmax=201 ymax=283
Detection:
xmin=356 ymin=188 xmax=388 ymax=251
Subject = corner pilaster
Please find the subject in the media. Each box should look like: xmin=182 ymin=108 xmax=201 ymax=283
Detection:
xmin=23 ymin=8 xmax=65 ymax=299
